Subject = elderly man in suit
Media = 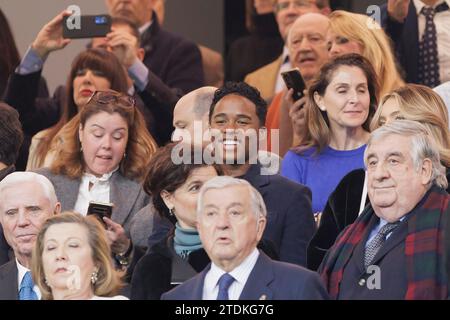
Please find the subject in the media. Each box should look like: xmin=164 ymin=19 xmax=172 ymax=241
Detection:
xmin=244 ymin=0 xmax=331 ymax=101
xmin=162 ymin=176 xmax=328 ymax=300
xmin=0 ymin=172 xmax=60 ymax=300
xmin=319 ymin=120 xmax=449 ymax=299
xmin=382 ymin=0 xmax=450 ymax=86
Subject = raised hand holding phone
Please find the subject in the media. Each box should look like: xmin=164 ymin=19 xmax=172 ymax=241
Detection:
xmin=281 ymin=68 xmax=306 ymax=102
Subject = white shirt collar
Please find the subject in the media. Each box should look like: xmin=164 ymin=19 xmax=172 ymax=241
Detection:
xmin=281 ymin=46 xmax=290 ymax=64
xmin=139 ymin=20 xmax=153 ymax=35
xmin=16 ymin=259 xmax=41 ymax=299
xmin=414 ymin=0 xmax=449 ymax=14
xmin=207 ymin=248 xmax=259 ymax=293
xmin=83 ymin=167 xmax=118 ymax=184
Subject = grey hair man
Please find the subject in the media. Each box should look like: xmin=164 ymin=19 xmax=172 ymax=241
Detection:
xmin=162 ymin=176 xmax=328 ymax=300
xmin=319 ymin=120 xmax=449 ymax=300
xmin=0 ymin=172 xmax=60 ymax=300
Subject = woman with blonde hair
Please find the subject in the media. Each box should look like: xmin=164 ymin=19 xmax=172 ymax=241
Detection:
xmin=37 ymin=90 xmax=157 ymax=260
xmin=32 ymin=211 xmax=127 ymax=300
xmin=327 ymin=10 xmax=404 ymax=98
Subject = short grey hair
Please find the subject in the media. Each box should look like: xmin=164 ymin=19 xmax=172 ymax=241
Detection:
xmin=364 ymin=120 xmax=448 ymax=189
xmin=0 ymin=172 xmax=58 ymax=208
xmin=197 ymin=176 xmax=267 ymax=220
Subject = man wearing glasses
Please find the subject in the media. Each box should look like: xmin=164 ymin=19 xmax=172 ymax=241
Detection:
xmin=244 ymin=0 xmax=331 ymax=101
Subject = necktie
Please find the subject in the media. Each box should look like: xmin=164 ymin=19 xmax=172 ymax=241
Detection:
xmin=417 ymin=3 xmax=449 ymax=87
xmin=216 ymin=273 xmax=235 ymax=300
xmin=19 ymin=271 xmax=38 ymax=300
xmin=364 ymin=222 xmax=399 ymax=269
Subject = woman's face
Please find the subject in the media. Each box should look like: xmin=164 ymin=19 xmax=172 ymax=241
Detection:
xmin=162 ymin=166 xmax=218 ymax=230
xmin=42 ymin=223 xmax=96 ymax=299
xmin=327 ymin=31 xmax=364 ymax=58
xmin=79 ymin=111 xmax=129 ymax=177
xmin=377 ymin=97 xmax=404 ymax=127
xmin=315 ymin=65 xmax=370 ymax=131
xmin=72 ymin=69 xmax=112 ymax=108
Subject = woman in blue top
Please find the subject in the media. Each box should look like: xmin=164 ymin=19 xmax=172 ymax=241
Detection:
xmin=281 ymin=54 xmax=379 ymax=214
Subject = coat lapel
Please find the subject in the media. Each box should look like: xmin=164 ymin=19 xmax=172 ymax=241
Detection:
xmin=110 ymin=172 xmax=141 ymax=226
xmin=370 ymin=219 xmax=408 ymax=267
xmin=55 ymin=176 xmax=80 ymax=212
xmin=0 ymin=261 xmax=19 ymax=300
xmin=242 ymin=163 xmax=270 ymax=198
xmin=239 ymin=252 xmax=274 ymax=300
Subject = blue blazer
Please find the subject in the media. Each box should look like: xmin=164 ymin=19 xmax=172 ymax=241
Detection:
xmin=381 ymin=2 xmax=419 ymax=83
xmin=161 ymin=251 xmax=329 ymax=300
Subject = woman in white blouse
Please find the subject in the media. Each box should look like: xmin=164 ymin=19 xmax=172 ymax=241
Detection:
xmin=31 ymin=211 xmax=129 ymax=300
xmin=36 ymin=90 xmax=157 ymax=257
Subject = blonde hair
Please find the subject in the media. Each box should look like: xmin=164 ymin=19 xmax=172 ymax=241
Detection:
xmin=370 ymin=84 xmax=450 ymax=167
xmin=49 ymin=91 xmax=157 ymax=180
xmin=329 ymin=10 xmax=404 ymax=98
xmin=31 ymin=211 xmax=123 ymax=300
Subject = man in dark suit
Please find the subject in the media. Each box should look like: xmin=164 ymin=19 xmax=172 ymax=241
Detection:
xmin=0 ymin=172 xmax=60 ymax=300
xmin=162 ymin=176 xmax=328 ymax=300
xmin=207 ymin=81 xmax=315 ymax=266
xmin=105 ymin=0 xmax=204 ymax=100
xmin=381 ymin=0 xmax=450 ymax=85
xmin=319 ymin=120 xmax=449 ymax=299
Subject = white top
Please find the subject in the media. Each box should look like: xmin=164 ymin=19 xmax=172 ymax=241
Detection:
xmin=434 ymin=81 xmax=450 ymax=129
xmin=16 ymin=259 xmax=41 ymax=300
xmin=202 ymin=248 xmax=259 ymax=300
xmin=90 ymin=295 xmax=129 ymax=300
xmin=73 ymin=169 xmax=117 ymax=216
xmin=413 ymin=0 xmax=450 ymax=83
xmin=274 ymin=46 xmax=292 ymax=94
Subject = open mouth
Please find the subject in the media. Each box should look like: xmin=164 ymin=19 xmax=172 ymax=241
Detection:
xmin=97 ymin=155 xmax=113 ymax=160
xmin=80 ymin=89 xmax=94 ymax=97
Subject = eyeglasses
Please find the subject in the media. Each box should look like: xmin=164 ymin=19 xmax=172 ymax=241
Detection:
xmin=87 ymin=90 xmax=136 ymax=108
xmin=274 ymin=0 xmax=315 ymax=12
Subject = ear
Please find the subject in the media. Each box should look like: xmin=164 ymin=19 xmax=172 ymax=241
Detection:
xmin=321 ymin=7 xmax=332 ymax=16
xmin=137 ymin=48 xmax=145 ymax=61
xmin=54 ymin=202 xmax=62 ymax=215
xmin=420 ymin=158 xmax=433 ymax=185
xmin=255 ymin=216 xmax=267 ymax=242
xmin=313 ymin=92 xmax=326 ymax=111
xmin=160 ymin=190 xmax=174 ymax=211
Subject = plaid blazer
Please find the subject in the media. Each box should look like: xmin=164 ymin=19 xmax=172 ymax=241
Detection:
xmin=319 ymin=185 xmax=449 ymax=300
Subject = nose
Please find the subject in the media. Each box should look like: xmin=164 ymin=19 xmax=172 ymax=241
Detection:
xmin=216 ymin=212 xmax=230 ymax=230
xmin=101 ymin=135 xmax=112 ymax=149
xmin=17 ymin=210 xmax=31 ymax=227
xmin=329 ymin=43 xmax=340 ymax=58
xmin=371 ymin=162 xmax=390 ymax=181
xmin=81 ymin=70 xmax=94 ymax=84
xmin=55 ymin=246 xmax=67 ymax=261
xmin=347 ymin=89 xmax=359 ymax=104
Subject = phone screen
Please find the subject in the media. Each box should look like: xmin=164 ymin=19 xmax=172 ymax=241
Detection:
xmin=281 ymin=69 xmax=306 ymax=101
xmin=87 ymin=201 xmax=113 ymax=226
xmin=62 ymin=15 xmax=111 ymax=39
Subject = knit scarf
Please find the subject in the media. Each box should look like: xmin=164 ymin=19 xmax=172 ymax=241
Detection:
xmin=173 ymin=223 xmax=202 ymax=259
xmin=319 ymin=185 xmax=448 ymax=300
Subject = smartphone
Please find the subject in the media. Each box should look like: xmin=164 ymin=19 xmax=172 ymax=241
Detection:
xmin=63 ymin=14 xmax=111 ymax=39
xmin=87 ymin=201 xmax=113 ymax=226
xmin=281 ymin=68 xmax=306 ymax=101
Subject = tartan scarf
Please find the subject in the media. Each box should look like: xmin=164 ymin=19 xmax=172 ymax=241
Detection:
xmin=318 ymin=185 xmax=449 ymax=300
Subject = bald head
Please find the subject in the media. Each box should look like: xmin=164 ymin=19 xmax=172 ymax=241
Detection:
xmin=287 ymin=13 xmax=330 ymax=85
xmin=172 ymin=86 xmax=217 ymax=145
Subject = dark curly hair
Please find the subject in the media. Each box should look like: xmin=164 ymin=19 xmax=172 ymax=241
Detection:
xmin=144 ymin=142 xmax=222 ymax=220
xmin=209 ymin=81 xmax=267 ymax=127
xmin=0 ymin=102 xmax=23 ymax=166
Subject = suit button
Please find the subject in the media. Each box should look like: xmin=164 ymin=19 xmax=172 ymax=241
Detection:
xmin=358 ymin=279 xmax=366 ymax=286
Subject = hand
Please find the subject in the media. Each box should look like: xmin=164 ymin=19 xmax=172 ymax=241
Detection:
xmin=103 ymin=217 xmax=131 ymax=255
xmin=106 ymin=27 xmax=139 ymax=68
xmin=31 ymin=10 xmax=72 ymax=59
xmin=285 ymin=89 xmax=307 ymax=137
xmin=387 ymin=0 xmax=410 ymax=22
xmin=254 ymin=0 xmax=274 ymax=14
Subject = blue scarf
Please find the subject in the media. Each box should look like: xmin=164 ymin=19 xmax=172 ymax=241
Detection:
xmin=173 ymin=223 xmax=202 ymax=259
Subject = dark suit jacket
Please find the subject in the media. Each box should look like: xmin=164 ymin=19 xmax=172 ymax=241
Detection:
xmin=0 ymin=166 xmax=15 ymax=266
xmin=381 ymin=1 xmax=419 ymax=83
xmin=140 ymin=15 xmax=204 ymax=101
xmin=161 ymin=251 xmax=329 ymax=300
xmin=0 ymin=260 xmax=18 ymax=300
xmin=35 ymin=168 xmax=152 ymax=248
xmin=242 ymin=164 xmax=315 ymax=266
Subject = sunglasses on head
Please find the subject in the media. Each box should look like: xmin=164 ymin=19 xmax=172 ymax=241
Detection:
xmin=87 ymin=90 xmax=136 ymax=108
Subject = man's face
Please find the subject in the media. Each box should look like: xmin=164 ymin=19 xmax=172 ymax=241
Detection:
xmin=0 ymin=182 xmax=58 ymax=261
xmin=197 ymin=185 xmax=266 ymax=271
xmin=288 ymin=14 xmax=330 ymax=84
xmin=366 ymin=134 xmax=432 ymax=222
xmin=209 ymin=95 xmax=261 ymax=165
xmin=172 ymin=96 xmax=209 ymax=147
xmin=105 ymin=0 xmax=154 ymax=27
xmin=275 ymin=0 xmax=323 ymax=39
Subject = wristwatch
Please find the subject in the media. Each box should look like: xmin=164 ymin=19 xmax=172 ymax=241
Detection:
xmin=115 ymin=240 xmax=133 ymax=267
